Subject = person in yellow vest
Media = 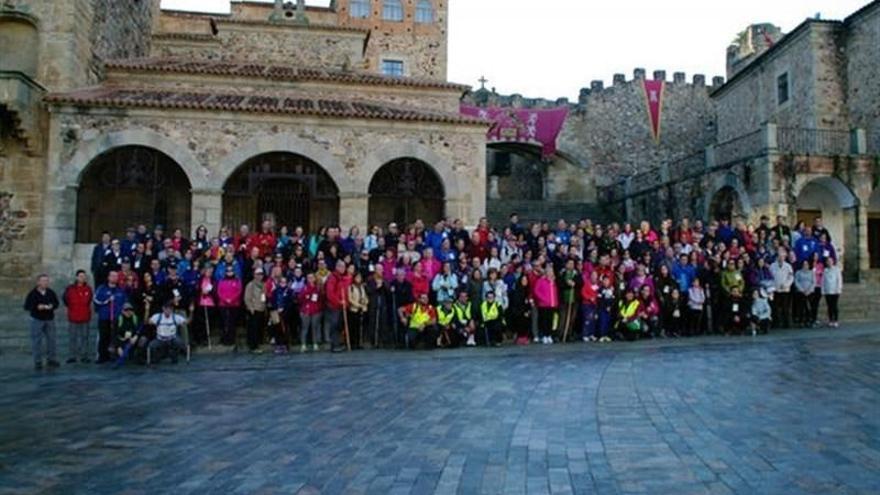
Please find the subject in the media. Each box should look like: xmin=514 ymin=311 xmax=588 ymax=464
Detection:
xmin=616 ymin=289 xmax=643 ymax=341
xmin=452 ymin=290 xmax=478 ymax=347
xmin=397 ymin=293 xmax=438 ymax=350
xmin=436 ymin=298 xmax=456 ymax=348
xmin=480 ymin=290 xmax=505 ymax=347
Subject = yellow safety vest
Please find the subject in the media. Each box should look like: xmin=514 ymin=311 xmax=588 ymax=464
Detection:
xmin=409 ymin=304 xmax=433 ymax=330
xmin=453 ymin=302 xmax=472 ymax=323
xmin=481 ymin=301 xmax=501 ymax=322
xmin=437 ymin=305 xmax=455 ymax=326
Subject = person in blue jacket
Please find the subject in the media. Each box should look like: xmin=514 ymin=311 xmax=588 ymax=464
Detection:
xmin=794 ymin=226 xmax=818 ymax=265
xmin=93 ymin=271 xmax=128 ymax=364
xmin=672 ymin=254 xmax=696 ymax=293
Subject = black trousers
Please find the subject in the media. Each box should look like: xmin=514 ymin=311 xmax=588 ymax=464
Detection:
xmin=220 ymin=307 xmax=238 ymax=345
xmin=793 ymin=292 xmax=811 ymax=326
xmin=406 ymin=325 xmax=438 ymax=350
xmin=825 ymin=294 xmax=840 ymax=323
xmin=809 ymin=289 xmax=822 ymax=324
xmin=483 ymin=319 xmax=504 ymax=345
xmin=772 ymin=292 xmax=791 ymax=328
xmin=347 ymin=311 xmax=365 ymax=348
xmin=247 ymin=310 xmax=266 ymax=350
xmin=537 ymin=308 xmax=555 ymax=338
xmin=97 ymin=319 xmax=113 ymax=362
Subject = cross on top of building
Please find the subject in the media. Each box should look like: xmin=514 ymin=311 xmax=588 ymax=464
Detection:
xmin=478 ymin=76 xmax=488 ymax=90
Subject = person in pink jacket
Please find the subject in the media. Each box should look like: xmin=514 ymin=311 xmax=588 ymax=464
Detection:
xmin=193 ymin=265 xmax=217 ymax=347
xmin=217 ymin=266 xmax=243 ymax=347
xmin=533 ymin=266 xmax=559 ymax=344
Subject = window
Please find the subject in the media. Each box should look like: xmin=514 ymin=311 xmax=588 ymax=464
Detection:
xmin=415 ymin=0 xmax=433 ymax=23
xmin=350 ymin=0 xmax=370 ymax=19
xmin=381 ymin=59 xmax=404 ymax=77
xmin=777 ymin=72 xmax=790 ymax=106
xmin=382 ymin=0 xmax=403 ymax=21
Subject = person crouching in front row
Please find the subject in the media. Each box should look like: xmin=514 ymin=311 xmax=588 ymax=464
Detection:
xmin=398 ymin=293 xmax=438 ymax=350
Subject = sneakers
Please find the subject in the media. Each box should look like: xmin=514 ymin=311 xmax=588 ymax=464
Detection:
xmin=533 ymin=336 xmax=540 ymax=343
xmin=599 ymin=336 xmax=612 ymax=343
xmin=300 ymin=344 xmax=307 ymax=353
xmin=542 ymin=336 xmax=553 ymax=345
xmin=47 ymin=360 xmax=60 ymax=368
xmin=312 ymin=343 xmax=320 ymax=352
xmin=66 ymin=358 xmax=77 ymax=364
xmin=466 ymin=335 xmax=476 ymax=347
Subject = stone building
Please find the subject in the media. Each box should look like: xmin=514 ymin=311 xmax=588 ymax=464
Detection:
xmin=465 ymin=1 xmax=880 ymax=284
xmin=0 ymin=0 xmax=486 ymax=291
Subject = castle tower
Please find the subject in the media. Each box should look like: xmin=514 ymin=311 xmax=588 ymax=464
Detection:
xmin=726 ymin=23 xmax=784 ymax=79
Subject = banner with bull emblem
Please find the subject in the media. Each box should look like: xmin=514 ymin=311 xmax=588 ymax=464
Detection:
xmin=460 ymin=105 xmax=568 ymax=159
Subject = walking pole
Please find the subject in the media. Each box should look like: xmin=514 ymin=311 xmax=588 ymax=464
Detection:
xmin=374 ymin=299 xmax=381 ymax=349
xmin=341 ymin=286 xmax=351 ymax=352
xmin=204 ymin=305 xmax=212 ymax=351
xmin=562 ymin=301 xmax=574 ymax=343
xmin=391 ymin=290 xmax=399 ymax=349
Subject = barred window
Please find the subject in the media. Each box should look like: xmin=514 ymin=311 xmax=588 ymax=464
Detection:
xmin=415 ymin=0 xmax=433 ymax=23
xmin=350 ymin=0 xmax=370 ymax=18
xmin=382 ymin=0 xmax=403 ymax=21
xmin=381 ymin=59 xmax=404 ymax=77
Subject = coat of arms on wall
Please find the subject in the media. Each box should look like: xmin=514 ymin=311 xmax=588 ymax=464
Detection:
xmin=0 ymin=192 xmax=28 ymax=253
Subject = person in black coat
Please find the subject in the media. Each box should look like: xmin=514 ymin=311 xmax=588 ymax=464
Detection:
xmin=23 ymin=274 xmax=61 ymax=369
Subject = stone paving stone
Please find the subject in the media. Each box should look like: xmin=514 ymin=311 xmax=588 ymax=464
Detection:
xmin=1 ymin=328 xmax=880 ymax=493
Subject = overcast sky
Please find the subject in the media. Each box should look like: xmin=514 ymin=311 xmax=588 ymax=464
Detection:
xmin=161 ymin=0 xmax=869 ymax=99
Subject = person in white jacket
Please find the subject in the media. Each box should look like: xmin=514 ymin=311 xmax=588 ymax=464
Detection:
xmin=822 ymin=257 xmax=843 ymax=328
xmin=769 ymin=253 xmax=794 ymax=328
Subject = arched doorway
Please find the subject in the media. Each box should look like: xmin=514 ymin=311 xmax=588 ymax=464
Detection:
xmin=868 ymin=187 xmax=880 ymax=269
xmin=796 ymin=176 xmax=860 ymax=280
xmin=708 ymin=186 xmax=744 ymax=222
xmin=368 ymin=158 xmax=444 ymax=227
xmin=487 ymin=143 xmax=546 ymax=201
xmin=76 ymin=146 xmax=192 ymax=242
xmin=222 ymin=152 xmax=339 ymax=231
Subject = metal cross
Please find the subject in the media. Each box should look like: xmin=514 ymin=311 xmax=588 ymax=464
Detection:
xmin=478 ymin=76 xmax=488 ymax=90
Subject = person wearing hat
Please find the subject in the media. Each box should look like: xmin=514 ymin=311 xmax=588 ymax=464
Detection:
xmin=113 ymin=302 xmax=143 ymax=366
xmin=244 ymin=267 xmax=268 ymax=353
xmin=148 ymin=301 xmax=187 ymax=364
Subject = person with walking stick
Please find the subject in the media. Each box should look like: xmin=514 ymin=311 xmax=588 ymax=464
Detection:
xmin=348 ymin=273 xmax=368 ymax=350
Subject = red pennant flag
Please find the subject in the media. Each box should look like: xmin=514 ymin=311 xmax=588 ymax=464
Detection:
xmin=642 ymin=80 xmax=665 ymax=143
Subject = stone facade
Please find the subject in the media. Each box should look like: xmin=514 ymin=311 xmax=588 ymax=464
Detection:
xmin=0 ymin=0 xmax=482 ymax=290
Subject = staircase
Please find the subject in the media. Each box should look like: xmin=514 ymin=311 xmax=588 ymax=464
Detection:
xmin=487 ymin=200 xmax=607 ymax=227
xmin=834 ymin=271 xmax=880 ymax=322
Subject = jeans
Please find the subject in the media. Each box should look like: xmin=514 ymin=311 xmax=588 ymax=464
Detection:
xmin=97 ymin=319 xmax=113 ymax=362
xmin=148 ymin=336 xmax=185 ymax=363
xmin=30 ymin=318 xmax=57 ymax=364
xmin=323 ymin=309 xmax=342 ymax=348
xmin=68 ymin=322 xmax=90 ymax=360
xmin=300 ymin=313 xmax=321 ymax=346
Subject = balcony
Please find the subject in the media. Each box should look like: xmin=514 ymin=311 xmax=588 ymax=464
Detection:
xmin=0 ymin=70 xmax=46 ymax=149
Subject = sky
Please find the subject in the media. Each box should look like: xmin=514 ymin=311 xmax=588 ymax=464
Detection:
xmin=160 ymin=0 xmax=870 ymax=99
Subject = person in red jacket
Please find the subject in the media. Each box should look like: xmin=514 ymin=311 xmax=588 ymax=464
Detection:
xmin=323 ymin=260 xmax=351 ymax=353
xmin=297 ymin=272 xmax=322 ymax=352
xmin=63 ymin=270 xmax=94 ymax=363
xmin=250 ymin=220 xmax=277 ymax=259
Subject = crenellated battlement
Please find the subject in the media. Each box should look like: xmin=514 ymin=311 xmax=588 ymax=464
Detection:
xmin=463 ymin=68 xmax=725 ymax=109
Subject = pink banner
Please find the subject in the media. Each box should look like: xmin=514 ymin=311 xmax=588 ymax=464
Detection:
xmin=460 ymin=104 xmax=568 ymax=158
xmin=643 ymin=80 xmax=665 ymax=143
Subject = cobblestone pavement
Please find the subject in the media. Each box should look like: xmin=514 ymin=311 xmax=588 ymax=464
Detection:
xmin=1 ymin=326 xmax=879 ymax=495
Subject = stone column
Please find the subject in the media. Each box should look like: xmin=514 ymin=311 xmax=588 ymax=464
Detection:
xmin=764 ymin=122 xmax=778 ymax=151
xmin=488 ymin=175 xmax=500 ymax=200
xmin=191 ymin=189 xmax=223 ymax=236
xmin=339 ymin=193 xmax=368 ymax=230
xmin=41 ymin=185 xmax=78 ymax=282
xmin=853 ymin=128 xmax=867 ymax=155
xmin=857 ymin=205 xmax=870 ymax=279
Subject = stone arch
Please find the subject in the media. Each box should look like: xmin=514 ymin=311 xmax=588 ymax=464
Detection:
xmin=214 ymin=133 xmax=350 ymax=193
xmin=360 ymin=142 xmax=461 ymax=201
xmin=704 ymin=173 xmax=753 ymax=222
xmin=57 ymin=129 xmax=208 ymax=190
xmin=795 ymin=175 xmax=860 ymax=280
xmin=368 ymin=157 xmax=445 ymax=227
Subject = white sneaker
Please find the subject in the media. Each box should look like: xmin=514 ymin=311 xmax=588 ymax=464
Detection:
xmin=582 ymin=336 xmax=590 ymax=343
xmin=533 ymin=336 xmax=540 ymax=343
xmin=546 ymin=336 xmax=554 ymax=345
xmin=466 ymin=335 xmax=476 ymax=347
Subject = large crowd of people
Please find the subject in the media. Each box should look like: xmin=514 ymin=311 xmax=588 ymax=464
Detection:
xmin=24 ymin=212 xmax=844 ymax=370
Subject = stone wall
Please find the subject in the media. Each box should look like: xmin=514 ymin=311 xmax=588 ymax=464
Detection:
xmin=0 ymin=137 xmax=44 ymax=296
xmin=336 ymin=0 xmax=448 ymax=80
xmin=846 ymin=3 xmax=880 ymax=154
xmin=88 ymin=0 xmax=156 ymax=79
xmin=154 ymin=20 xmax=367 ymax=70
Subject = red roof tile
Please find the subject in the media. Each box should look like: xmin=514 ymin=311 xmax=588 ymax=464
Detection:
xmin=105 ymin=58 xmax=471 ymax=92
xmin=44 ymin=87 xmax=487 ymax=126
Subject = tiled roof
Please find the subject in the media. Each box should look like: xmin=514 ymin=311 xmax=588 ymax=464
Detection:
xmin=44 ymin=87 xmax=486 ymax=126
xmin=105 ymin=58 xmax=471 ymax=92
xmin=160 ymin=10 xmax=368 ymax=34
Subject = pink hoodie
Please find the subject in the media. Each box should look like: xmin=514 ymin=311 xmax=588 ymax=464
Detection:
xmin=533 ymin=276 xmax=558 ymax=309
xmin=217 ymin=278 xmax=243 ymax=308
